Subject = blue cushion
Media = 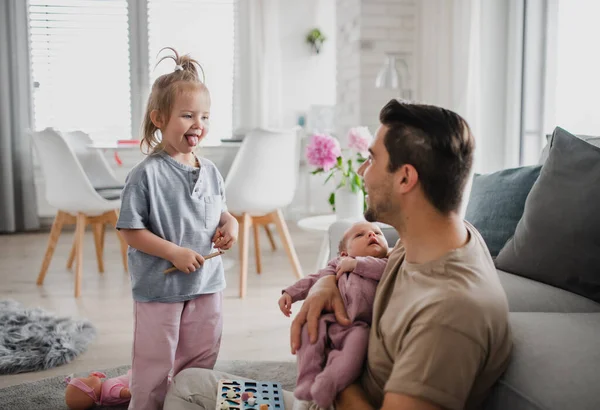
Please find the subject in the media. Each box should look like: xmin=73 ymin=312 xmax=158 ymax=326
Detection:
xmin=465 ymin=166 xmax=541 ymax=257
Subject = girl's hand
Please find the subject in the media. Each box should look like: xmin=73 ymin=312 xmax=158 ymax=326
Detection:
xmin=212 ymin=222 xmax=238 ymax=250
xmin=170 ymin=247 xmax=205 ymax=274
xmin=336 ymin=257 xmax=357 ymax=280
xmin=278 ymin=293 xmax=293 ymax=317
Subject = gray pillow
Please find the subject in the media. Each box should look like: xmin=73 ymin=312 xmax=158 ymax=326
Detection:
xmin=465 ymin=166 xmax=541 ymax=257
xmin=495 ymin=127 xmax=600 ymax=303
xmin=539 ymin=133 xmax=600 ymax=164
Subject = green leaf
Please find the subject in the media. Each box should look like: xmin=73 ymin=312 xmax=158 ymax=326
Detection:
xmin=311 ymin=168 xmax=324 ymax=175
xmin=336 ymin=156 xmax=343 ymax=166
xmin=328 ymin=192 xmax=336 ymax=211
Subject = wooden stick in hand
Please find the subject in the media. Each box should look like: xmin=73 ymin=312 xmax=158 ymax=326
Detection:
xmin=163 ymin=250 xmax=225 ymax=274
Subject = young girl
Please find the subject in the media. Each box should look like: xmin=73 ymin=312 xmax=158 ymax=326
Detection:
xmin=117 ymin=48 xmax=238 ymax=410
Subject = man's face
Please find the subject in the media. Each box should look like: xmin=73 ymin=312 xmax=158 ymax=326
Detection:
xmin=357 ymin=125 xmax=395 ymax=224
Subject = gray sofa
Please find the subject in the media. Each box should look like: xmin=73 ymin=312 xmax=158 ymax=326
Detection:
xmin=327 ymin=219 xmax=600 ymax=410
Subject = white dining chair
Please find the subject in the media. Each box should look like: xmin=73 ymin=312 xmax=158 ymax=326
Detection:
xmin=61 ymin=130 xmax=124 ymax=268
xmin=62 ymin=130 xmax=124 ymax=192
xmin=30 ymin=128 xmax=128 ymax=297
xmin=225 ymin=127 xmax=304 ymax=298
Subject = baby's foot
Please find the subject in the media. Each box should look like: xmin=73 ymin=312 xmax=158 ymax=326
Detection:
xmin=291 ymin=399 xmax=311 ymax=410
xmin=293 ymin=380 xmax=313 ymax=402
xmin=310 ymin=375 xmax=336 ymax=409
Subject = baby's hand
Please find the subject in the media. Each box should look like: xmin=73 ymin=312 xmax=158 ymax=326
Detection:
xmin=278 ymin=293 xmax=293 ymax=317
xmin=336 ymin=257 xmax=357 ymax=280
xmin=170 ymin=247 xmax=205 ymax=274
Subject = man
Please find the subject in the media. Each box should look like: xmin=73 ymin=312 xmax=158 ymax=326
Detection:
xmin=164 ymin=100 xmax=512 ymax=410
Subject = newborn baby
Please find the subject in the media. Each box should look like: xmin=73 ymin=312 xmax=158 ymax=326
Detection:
xmin=279 ymin=221 xmax=389 ymax=409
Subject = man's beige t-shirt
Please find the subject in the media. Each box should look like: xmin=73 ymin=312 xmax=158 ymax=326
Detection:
xmin=360 ymin=221 xmax=512 ymax=410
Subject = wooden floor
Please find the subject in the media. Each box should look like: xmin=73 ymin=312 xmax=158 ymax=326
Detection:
xmin=0 ymin=220 xmax=322 ymax=388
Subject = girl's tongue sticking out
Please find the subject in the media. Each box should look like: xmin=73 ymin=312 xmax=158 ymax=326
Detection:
xmin=185 ymin=133 xmax=199 ymax=147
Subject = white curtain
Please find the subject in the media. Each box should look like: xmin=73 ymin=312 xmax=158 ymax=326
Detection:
xmin=417 ymin=0 xmax=482 ymax=217
xmin=0 ymin=0 xmax=40 ymax=232
xmin=417 ymin=0 xmax=481 ymax=137
xmin=235 ymin=0 xmax=283 ymax=131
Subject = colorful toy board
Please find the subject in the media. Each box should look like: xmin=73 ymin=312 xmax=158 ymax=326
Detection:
xmin=216 ymin=379 xmax=285 ymax=410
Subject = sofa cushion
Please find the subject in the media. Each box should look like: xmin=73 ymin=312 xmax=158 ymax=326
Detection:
xmin=495 ymin=127 xmax=600 ymax=303
xmin=539 ymin=133 xmax=600 ymax=164
xmin=497 ymin=270 xmax=600 ymax=313
xmin=465 ymin=166 xmax=541 ymax=257
xmin=483 ymin=312 xmax=600 ymax=410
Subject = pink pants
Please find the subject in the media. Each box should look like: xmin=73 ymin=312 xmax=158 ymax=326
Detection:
xmin=128 ymin=292 xmax=223 ymax=410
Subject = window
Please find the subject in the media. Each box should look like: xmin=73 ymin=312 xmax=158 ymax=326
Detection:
xmin=551 ymin=0 xmax=600 ymax=135
xmin=147 ymin=0 xmax=236 ymax=144
xmin=28 ymin=0 xmax=236 ymax=144
xmin=29 ymin=0 xmax=132 ymax=141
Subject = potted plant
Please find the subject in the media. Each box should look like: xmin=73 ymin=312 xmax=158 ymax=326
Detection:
xmin=305 ymin=127 xmax=373 ymax=218
xmin=306 ymin=28 xmax=326 ymax=54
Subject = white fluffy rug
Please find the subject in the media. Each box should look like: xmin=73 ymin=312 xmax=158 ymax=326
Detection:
xmin=0 ymin=300 xmax=96 ymax=375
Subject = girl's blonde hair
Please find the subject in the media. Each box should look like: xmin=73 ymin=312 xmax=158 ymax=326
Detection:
xmin=140 ymin=47 xmax=209 ymax=154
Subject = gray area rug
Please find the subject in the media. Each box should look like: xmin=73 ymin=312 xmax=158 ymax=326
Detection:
xmin=0 ymin=360 xmax=297 ymax=410
xmin=0 ymin=300 xmax=96 ymax=375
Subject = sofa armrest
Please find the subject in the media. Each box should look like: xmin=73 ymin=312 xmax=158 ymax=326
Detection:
xmin=328 ymin=217 xmax=399 ymax=260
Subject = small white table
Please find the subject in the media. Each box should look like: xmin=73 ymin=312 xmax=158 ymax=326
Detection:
xmin=297 ymin=214 xmax=338 ymax=272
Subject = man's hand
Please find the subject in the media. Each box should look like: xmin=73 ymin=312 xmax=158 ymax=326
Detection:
xmin=336 ymin=256 xmax=358 ymax=280
xmin=169 ymin=246 xmax=205 ymax=274
xmin=335 ymin=383 xmax=374 ymax=410
xmin=336 ymin=385 xmax=442 ymax=410
xmin=278 ymin=292 xmax=293 ymax=317
xmin=290 ymin=275 xmax=351 ymax=354
xmin=213 ymin=213 xmax=238 ymax=250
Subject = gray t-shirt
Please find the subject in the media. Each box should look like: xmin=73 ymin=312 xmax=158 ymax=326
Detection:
xmin=117 ymin=150 xmax=227 ymax=302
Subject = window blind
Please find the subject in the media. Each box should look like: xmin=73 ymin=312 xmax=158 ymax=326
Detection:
xmin=29 ymin=0 xmax=132 ymax=141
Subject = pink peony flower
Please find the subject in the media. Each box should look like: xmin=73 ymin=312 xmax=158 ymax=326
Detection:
xmin=305 ymin=133 xmax=341 ymax=172
xmin=347 ymin=126 xmax=373 ymax=155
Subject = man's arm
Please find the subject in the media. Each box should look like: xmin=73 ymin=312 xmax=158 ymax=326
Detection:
xmin=290 ymin=275 xmax=351 ymax=353
xmin=336 ymin=384 xmax=441 ymax=410
xmin=335 ymin=383 xmax=375 ymax=410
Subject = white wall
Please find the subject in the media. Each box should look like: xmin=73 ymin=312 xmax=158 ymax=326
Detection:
xmin=279 ymin=0 xmax=337 ymax=127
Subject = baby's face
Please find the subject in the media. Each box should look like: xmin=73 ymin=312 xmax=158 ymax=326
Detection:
xmin=343 ymin=222 xmax=388 ymax=258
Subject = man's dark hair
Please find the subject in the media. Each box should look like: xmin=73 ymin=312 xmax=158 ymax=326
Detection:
xmin=379 ymin=99 xmax=475 ymax=214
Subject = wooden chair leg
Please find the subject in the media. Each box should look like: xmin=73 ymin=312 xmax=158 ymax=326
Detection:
xmin=271 ymin=209 xmax=303 ymax=279
xmin=100 ymin=222 xmax=105 ymax=254
xmin=264 ymin=224 xmax=277 ymax=251
xmin=109 ymin=210 xmax=128 ymax=272
xmin=238 ymin=213 xmax=251 ymax=298
xmin=253 ymin=223 xmax=262 ymax=274
xmin=37 ymin=210 xmax=67 ymax=285
xmin=74 ymin=213 xmax=87 ymax=298
xmin=67 ymin=235 xmax=76 ymax=269
xmin=93 ymin=223 xmax=105 ymax=273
